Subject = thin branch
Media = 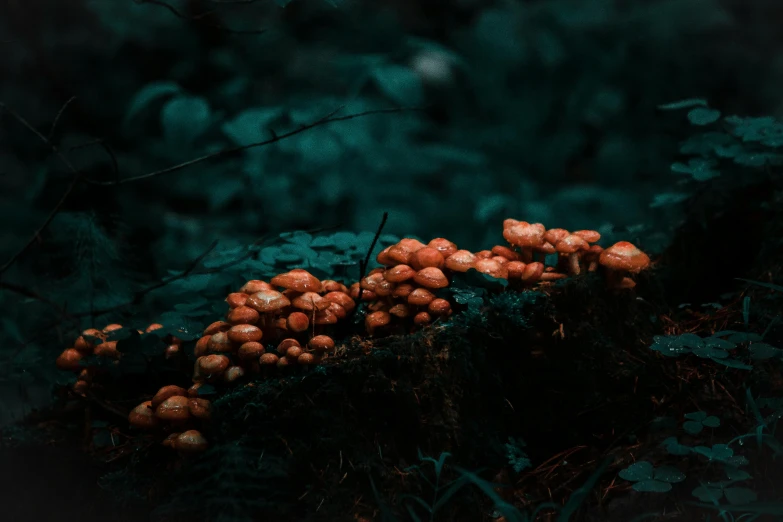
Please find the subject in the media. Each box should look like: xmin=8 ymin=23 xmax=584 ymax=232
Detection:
xmin=84 ymin=106 xmax=423 ymax=186
xmin=132 ymin=0 xmax=266 ymax=35
xmin=357 ymin=212 xmax=389 ymax=303
xmin=0 ymin=280 xmax=73 ymax=319
xmin=47 ymin=96 xmax=77 ymax=142
xmin=68 ymin=138 xmax=120 ymax=182
xmin=0 ymin=102 xmax=85 ymax=276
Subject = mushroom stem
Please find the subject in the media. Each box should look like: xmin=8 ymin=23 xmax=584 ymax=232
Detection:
xmin=604 ymin=269 xmax=625 ymax=289
xmin=567 ymin=253 xmax=581 ymax=276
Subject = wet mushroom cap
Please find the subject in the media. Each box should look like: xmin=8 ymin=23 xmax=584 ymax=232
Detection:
xmin=599 ymin=241 xmax=651 ymax=273
xmin=246 ymin=290 xmax=291 ymax=313
xmin=271 ymin=269 xmax=322 ymax=293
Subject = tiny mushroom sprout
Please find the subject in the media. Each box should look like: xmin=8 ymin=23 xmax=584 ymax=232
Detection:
xmin=598 ymin=241 xmax=651 ymax=289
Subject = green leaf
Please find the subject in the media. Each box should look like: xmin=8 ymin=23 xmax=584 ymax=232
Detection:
xmin=749 ymin=342 xmax=780 ymax=360
xmin=124 ymin=80 xmax=181 ymax=128
xmin=692 ymin=485 xmax=723 ymax=502
xmin=693 ymin=346 xmax=729 ymax=359
xmin=684 ymin=411 xmax=707 ymax=422
xmin=702 ymin=416 xmax=720 ymax=428
xmin=703 ymin=337 xmax=735 ymax=350
xmin=687 ymin=107 xmax=721 ymax=126
xmin=671 ymin=158 xmax=720 ymax=181
xmin=161 ymin=95 xmax=212 ymax=146
xmin=657 ymin=98 xmax=708 ymax=111
xmin=736 ymin=278 xmax=783 ymax=293
xmin=1 ymin=318 xmax=23 ymax=343
xmin=711 ymin=357 xmax=753 ymax=370
xmin=619 ymin=461 xmax=654 ymax=481
xmin=653 ymin=466 xmax=685 ymax=483
xmin=724 ymin=466 xmax=751 ymax=481
xmin=683 ymin=421 xmax=704 ymax=435
xmin=633 ymin=480 xmax=672 ymax=493
xmin=650 ymin=192 xmax=689 ymax=208
xmin=221 ymin=107 xmax=283 ymax=147
xmin=371 ymin=65 xmax=424 ymax=106
xmin=724 ymin=487 xmax=757 ymax=505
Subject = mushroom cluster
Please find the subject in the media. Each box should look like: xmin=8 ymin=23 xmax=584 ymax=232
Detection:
xmin=359 ymin=225 xmax=649 ymax=334
xmin=190 ymin=269 xmax=352 ymax=380
xmin=55 ymin=323 xmax=181 ymax=396
xmin=128 ymin=384 xmax=211 ymax=453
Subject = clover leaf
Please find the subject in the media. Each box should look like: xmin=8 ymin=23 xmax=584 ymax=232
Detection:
xmin=618 ymin=461 xmax=685 ymax=493
xmin=661 ymin=436 xmax=693 ymax=456
xmin=683 ymin=411 xmax=721 ymax=435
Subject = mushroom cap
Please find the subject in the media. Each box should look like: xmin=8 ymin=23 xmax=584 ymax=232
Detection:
xmin=297 ymin=352 xmax=316 ymax=365
xmin=490 ymin=245 xmax=519 ymax=261
xmin=427 ymin=238 xmax=458 ymax=258
xmin=308 ymin=335 xmax=335 ymax=353
xmin=444 ymin=250 xmax=476 ymax=272
xmin=503 ymin=223 xmax=545 ymax=248
xmin=151 ymin=385 xmax=188 ymax=409
xmin=271 ymin=269 xmax=322 ymax=293
xmin=208 ymin=331 xmax=235 ymax=353
xmin=223 ymin=365 xmax=245 ymax=383
xmin=473 ymin=258 xmax=508 ymax=279
xmin=383 ymin=264 xmax=416 ymax=283
xmin=389 ymin=303 xmax=411 ymax=318
xmin=408 ymin=287 xmax=436 ymax=306
xmin=102 ymin=324 xmax=124 ymax=335
xmin=129 ymin=401 xmax=159 ymax=430
xmin=543 ymin=228 xmax=569 ymax=245
xmin=327 ymin=302 xmax=347 ymax=320
xmin=226 ymin=305 xmax=260 ymax=325
xmin=555 ymin=234 xmax=589 ymax=254
xmin=203 ymin=321 xmax=231 ymax=335
xmin=197 ymin=354 xmax=231 ymax=375
xmin=238 ymin=341 xmax=265 ymax=360
xmin=286 ymin=311 xmax=310 ymax=332
xmin=227 ymin=324 xmax=263 ymax=344
xmin=259 ymin=353 xmax=280 ymax=366
xmin=409 ymin=247 xmax=445 ymax=270
xmin=428 ymin=298 xmax=452 ymax=316
xmin=155 ymin=395 xmax=191 ymax=422
xmin=176 ymin=430 xmax=208 ymax=453
xmin=313 ymin=308 xmax=339 ymax=325
xmin=599 ymin=241 xmax=651 ymax=273
xmin=188 ymin=398 xmax=212 ymax=420
xmin=323 ymin=291 xmax=355 ymax=313
xmin=365 ymin=311 xmax=391 ymax=333
xmin=246 ymin=289 xmax=291 ymax=313
xmin=387 ymin=238 xmax=427 ymax=265
xmin=56 ymin=348 xmax=83 ymax=371
xmin=239 ymin=280 xmax=275 ymax=294
xmin=572 ymin=230 xmax=601 ymax=243
xmin=413 ymin=267 xmax=449 ymax=289
xmin=225 ymin=292 xmax=249 ymax=308
xmin=292 ymin=292 xmax=330 ymax=311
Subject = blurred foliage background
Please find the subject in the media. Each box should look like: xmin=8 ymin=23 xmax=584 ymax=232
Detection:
xmin=1 ymin=0 xmax=782 ymax=420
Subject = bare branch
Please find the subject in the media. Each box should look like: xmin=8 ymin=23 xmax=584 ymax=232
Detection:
xmin=47 ymin=96 xmax=77 ymax=142
xmin=84 ymin=106 xmax=423 ymax=186
xmin=68 ymin=138 xmax=120 ymax=182
xmin=132 ymin=0 xmax=267 ymax=35
xmin=357 ymin=212 xmax=389 ymax=303
xmin=0 ymin=102 xmax=86 ymax=275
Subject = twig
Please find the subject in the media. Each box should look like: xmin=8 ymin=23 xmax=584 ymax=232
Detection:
xmin=83 ymin=106 xmax=423 ymax=186
xmin=356 ymin=212 xmax=389 ymax=302
xmin=0 ymin=280 xmax=73 ymax=320
xmin=132 ymin=0 xmax=266 ymax=35
xmin=47 ymin=96 xmax=77 ymax=142
xmin=68 ymin=138 xmax=120 ymax=182
xmin=0 ymin=102 xmax=85 ymax=276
